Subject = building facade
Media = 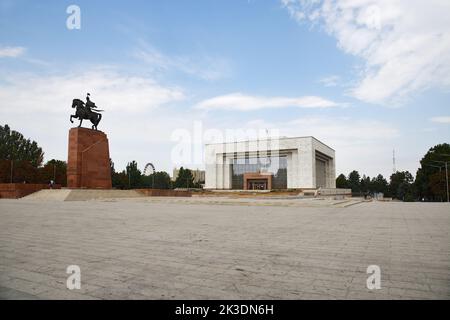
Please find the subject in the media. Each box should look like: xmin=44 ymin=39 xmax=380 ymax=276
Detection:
xmin=205 ymin=136 xmax=335 ymax=190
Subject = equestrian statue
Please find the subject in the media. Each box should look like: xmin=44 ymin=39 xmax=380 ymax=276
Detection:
xmin=70 ymin=93 xmax=104 ymax=130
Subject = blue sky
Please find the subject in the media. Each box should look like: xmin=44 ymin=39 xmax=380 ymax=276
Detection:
xmin=1 ymin=0 xmax=449 ymax=178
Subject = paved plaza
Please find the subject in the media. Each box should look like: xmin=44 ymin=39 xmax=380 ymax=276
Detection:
xmin=0 ymin=198 xmax=449 ymax=299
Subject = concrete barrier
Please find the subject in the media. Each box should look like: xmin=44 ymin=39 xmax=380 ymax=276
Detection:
xmin=135 ymin=189 xmax=192 ymax=197
xmin=318 ymin=188 xmax=352 ymax=196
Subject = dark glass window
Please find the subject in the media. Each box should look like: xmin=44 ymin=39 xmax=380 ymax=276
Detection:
xmin=231 ymin=156 xmax=287 ymax=189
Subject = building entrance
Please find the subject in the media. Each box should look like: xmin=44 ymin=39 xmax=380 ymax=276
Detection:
xmin=247 ymin=179 xmax=268 ymax=190
xmin=243 ymin=172 xmax=273 ymax=190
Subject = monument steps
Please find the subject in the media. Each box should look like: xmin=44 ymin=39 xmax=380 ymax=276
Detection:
xmin=65 ymin=189 xmax=143 ymax=201
xmin=21 ymin=189 xmax=144 ymax=201
xmin=22 ymin=189 xmax=72 ymax=201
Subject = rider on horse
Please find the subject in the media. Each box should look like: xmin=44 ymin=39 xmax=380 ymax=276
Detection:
xmin=70 ymin=93 xmax=103 ymax=130
xmin=85 ymin=93 xmax=98 ymax=113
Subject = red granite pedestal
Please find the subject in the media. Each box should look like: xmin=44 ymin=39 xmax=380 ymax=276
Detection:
xmin=67 ymin=127 xmax=112 ymax=189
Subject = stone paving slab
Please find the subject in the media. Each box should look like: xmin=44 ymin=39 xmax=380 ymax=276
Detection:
xmin=91 ymin=196 xmax=364 ymax=208
xmin=0 ymin=199 xmax=449 ymax=299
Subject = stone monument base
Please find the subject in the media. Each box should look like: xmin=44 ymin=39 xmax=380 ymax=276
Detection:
xmin=67 ymin=127 xmax=112 ymax=189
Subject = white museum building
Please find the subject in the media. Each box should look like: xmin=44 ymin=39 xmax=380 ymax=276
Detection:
xmin=205 ymin=136 xmax=336 ymax=190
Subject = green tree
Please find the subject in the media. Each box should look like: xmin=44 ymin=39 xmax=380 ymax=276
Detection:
xmin=174 ymin=167 xmax=194 ymax=189
xmin=112 ymin=171 xmax=128 ymax=189
xmin=0 ymin=160 xmax=11 ymax=182
xmin=0 ymin=124 xmax=44 ymax=167
xmin=2 ymin=160 xmax=39 ymax=183
xmin=126 ymin=160 xmax=142 ymax=189
xmin=336 ymin=173 xmax=348 ymax=188
xmin=39 ymin=159 xmax=67 ymax=186
xmin=0 ymin=159 xmax=37 ymax=183
xmin=110 ymin=159 xmax=126 ymax=189
xmin=370 ymin=174 xmax=389 ymax=196
xmin=389 ymin=171 xmax=414 ymax=201
xmin=142 ymin=171 xmax=172 ymax=189
xmin=347 ymin=170 xmax=361 ymax=194
xmin=360 ymin=175 xmax=371 ymax=193
xmin=414 ymin=143 xmax=450 ymax=201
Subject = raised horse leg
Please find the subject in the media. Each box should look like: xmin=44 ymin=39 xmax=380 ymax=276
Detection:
xmin=96 ymin=113 xmax=102 ymax=130
xmin=91 ymin=115 xmax=96 ymax=130
xmin=91 ymin=113 xmax=101 ymax=130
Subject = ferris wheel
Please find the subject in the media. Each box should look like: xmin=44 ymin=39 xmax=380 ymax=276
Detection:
xmin=143 ymin=163 xmax=155 ymax=176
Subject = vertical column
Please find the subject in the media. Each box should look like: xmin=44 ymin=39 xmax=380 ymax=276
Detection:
xmin=205 ymin=144 xmax=217 ymax=189
xmin=215 ymin=153 xmax=224 ymax=189
xmin=287 ymin=152 xmax=293 ymax=188
xmin=287 ymin=150 xmax=300 ymax=189
xmin=223 ymin=156 xmax=232 ymax=189
xmin=297 ymin=139 xmax=315 ymax=188
xmin=327 ymin=157 xmax=336 ymax=188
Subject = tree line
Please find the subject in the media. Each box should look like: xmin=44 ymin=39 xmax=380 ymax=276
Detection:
xmin=336 ymin=143 xmax=450 ymax=201
xmin=0 ymin=124 xmax=67 ymax=185
xmin=0 ymin=124 xmax=202 ymax=190
xmin=110 ymin=161 xmax=202 ymax=190
xmin=1 ymin=124 xmax=448 ymax=200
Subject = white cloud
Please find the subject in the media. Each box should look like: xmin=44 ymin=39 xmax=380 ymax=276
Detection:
xmin=195 ymin=92 xmax=343 ymax=111
xmin=241 ymin=116 xmax=398 ymax=146
xmin=282 ymin=0 xmax=450 ymax=105
xmin=430 ymin=116 xmax=450 ymax=124
xmin=133 ymin=42 xmax=232 ymax=81
xmin=0 ymin=46 xmax=25 ymax=58
xmin=319 ymin=75 xmax=340 ymax=87
xmin=0 ymin=68 xmax=185 ymax=114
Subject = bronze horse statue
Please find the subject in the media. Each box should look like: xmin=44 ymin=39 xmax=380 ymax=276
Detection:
xmin=70 ymin=98 xmax=103 ymax=130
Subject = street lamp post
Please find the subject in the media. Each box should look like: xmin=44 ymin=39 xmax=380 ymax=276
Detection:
xmin=436 ymin=154 xmax=450 ymax=203
xmin=430 ymin=160 xmax=449 ymax=202
xmin=422 ymin=163 xmax=446 ymax=202
xmin=446 ymin=162 xmax=449 ymax=203
xmin=10 ymin=160 xmax=13 ymax=183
